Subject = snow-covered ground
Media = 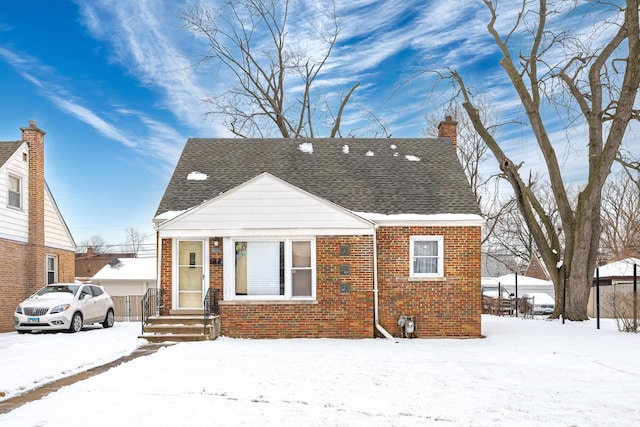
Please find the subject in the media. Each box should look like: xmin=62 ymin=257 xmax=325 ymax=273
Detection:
xmin=0 ymin=316 xmax=638 ymax=426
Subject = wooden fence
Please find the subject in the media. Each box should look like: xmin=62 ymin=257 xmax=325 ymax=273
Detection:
xmin=111 ymin=295 xmax=144 ymax=321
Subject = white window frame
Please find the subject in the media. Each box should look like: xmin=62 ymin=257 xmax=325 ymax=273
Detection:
xmin=409 ymin=236 xmax=444 ymax=278
xmin=46 ymin=254 xmax=58 ymax=284
xmin=7 ymin=174 xmax=22 ymax=210
xmin=224 ymin=237 xmax=316 ymax=301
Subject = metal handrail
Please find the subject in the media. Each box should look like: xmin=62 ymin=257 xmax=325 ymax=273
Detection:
xmin=203 ymin=288 xmax=220 ymax=335
xmin=141 ymin=288 xmax=161 ymax=334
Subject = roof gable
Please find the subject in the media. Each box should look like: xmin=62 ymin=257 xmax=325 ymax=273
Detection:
xmin=158 ymin=172 xmax=374 ymax=234
xmin=0 ymin=141 xmax=24 ymax=168
xmin=156 ymin=138 xmax=481 ymax=218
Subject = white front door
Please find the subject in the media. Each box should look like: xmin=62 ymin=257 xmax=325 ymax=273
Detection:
xmin=177 ymin=240 xmax=204 ymax=308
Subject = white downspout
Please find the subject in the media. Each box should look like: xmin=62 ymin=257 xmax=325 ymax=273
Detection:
xmin=373 ymin=225 xmax=398 ymax=342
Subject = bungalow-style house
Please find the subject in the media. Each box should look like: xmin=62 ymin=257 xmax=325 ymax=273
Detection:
xmin=153 ymin=117 xmax=483 ymax=338
xmin=0 ymin=121 xmax=76 ymax=332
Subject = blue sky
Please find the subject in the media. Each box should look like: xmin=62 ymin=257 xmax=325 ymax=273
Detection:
xmin=0 ymin=1 xmax=629 ymax=248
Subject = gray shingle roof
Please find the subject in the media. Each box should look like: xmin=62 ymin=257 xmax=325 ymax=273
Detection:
xmin=0 ymin=141 xmax=22 ymax=168
xmin=155 ymin=138 xmax=481 ymax=217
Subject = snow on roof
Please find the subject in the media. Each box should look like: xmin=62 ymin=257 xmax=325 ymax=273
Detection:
xmin=485 ymin=273 xmax=553 ymax=287
xmin=405 ymin=155 xmax=420 ymax=162
xmin=342 ymin=145 xmax=349 ymax=154
xmin=596 ymin=258 xmax=640 ymax=278
xmin=298 ymin=142 xmax=313 ymax=154
xmin=353 ymin=212 xmax=484 ymax=225
xmin=187 ymin=171 xmax=208 ymax=181
xmin=365 ymin=150 xmax=374 ymax=156
xmin=154 ymin=209 xmax=187 ymax=222
xmin=92 ymin=258 xmax=156 ymax=281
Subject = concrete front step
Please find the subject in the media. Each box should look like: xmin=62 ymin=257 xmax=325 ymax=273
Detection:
xmin=140 ymin=315 xmax=220 ymax=343
xmin=141 ymin=333 xmax=211 ymax=343
xmin=145 ymin=315 xmax=205 ymax=325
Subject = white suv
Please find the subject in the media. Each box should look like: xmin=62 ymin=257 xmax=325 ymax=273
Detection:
xmin=14 ymin=283 xmax=115 ymax=333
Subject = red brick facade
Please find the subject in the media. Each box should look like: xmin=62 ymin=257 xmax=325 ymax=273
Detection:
xmin=376 ymin=226 xmax=481 ymax=337
xmin=158 ymin=225 xmax=481 ymax=338
xmin=0 ymin=122 xmax=76 ymax=332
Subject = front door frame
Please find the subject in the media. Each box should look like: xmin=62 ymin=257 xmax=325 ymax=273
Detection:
xmin=173 ymin=238 xmax=209 ymax=310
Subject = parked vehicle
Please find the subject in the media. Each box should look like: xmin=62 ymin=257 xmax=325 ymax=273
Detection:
xmin=521 ymin=292 xmax=555 ymax=315
xmin=14 ymin=283 xmax=115 ymax=333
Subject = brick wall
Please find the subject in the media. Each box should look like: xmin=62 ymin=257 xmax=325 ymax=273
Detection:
xmin=159 ymin=226 xmax=481 ymax=338
xmin=159 ymin=238 xmax=172 ymax=315
xmin=0 ymin=239 xmax=29 ymax=332
xmin=217 ymin=235 xmax=375 ymax=338
xmin=438 ymin=115 xmax=458 ymax=149
xmin=0 ymin=240 xmax=74 ymax=332
xmin=376 ymin=226 xmax=482 ymax=337
xmin=22 ymin=121 xmax=46 ymax=293
xmin=47 ymin=247 xmax=75 ymax=284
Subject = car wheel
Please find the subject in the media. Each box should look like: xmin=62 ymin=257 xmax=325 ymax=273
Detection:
xmin=69 ymin=312 xmax=83 ymax=333
xmin=17 ymin=330 xmax=27 ymax=334
xmin=102 ymin=309 xmax=114 ymax=328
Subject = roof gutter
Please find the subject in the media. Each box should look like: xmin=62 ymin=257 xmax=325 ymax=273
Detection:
xmin=373 ymin=225 xmax=397 ymax=343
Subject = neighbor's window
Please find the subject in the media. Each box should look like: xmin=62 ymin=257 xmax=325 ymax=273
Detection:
xmin=46 ymin=255 xmax=58 ymax=284
xmin=234 ymin=239 xmax=315 ymax=299
xmin=8 ymin=174 xmax=21 ymax=209
xmin=410 ymin=236 xmax=444 ymax=278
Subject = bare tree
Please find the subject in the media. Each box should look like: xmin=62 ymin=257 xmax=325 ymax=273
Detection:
xmin=181 ymin=0 xmax=361 ymax=138
xmin=125 ymin=227 xmax=146 ymax=257
xmin=600 ymin=169 xmax=640 ymax=260
xmin=423 ymin=102 xmax=496 ymax=207
xmin=447 ymin=1 xmax=640 ymax=320
xmin=77 ymin=234 xmax=107 ymax=254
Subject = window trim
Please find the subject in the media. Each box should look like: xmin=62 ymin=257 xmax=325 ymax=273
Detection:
xmin=409 ymin=236 xmax=444 ymax=278
xmin=225 ymin=237 xmax=316 ymax=301
xmin=7 ymin=173 xmax=22 ymax=210
xmin=46 ymin=254 xmax=58 ymax=284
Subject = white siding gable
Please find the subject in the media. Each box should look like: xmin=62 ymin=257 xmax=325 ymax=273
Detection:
xmin=44 ymin=184 xmax=76 ymax=251
xmin=159 ymin=172 xmax=374 ymax=237
xmin=0 ymin=142 xmax=29 ymax=242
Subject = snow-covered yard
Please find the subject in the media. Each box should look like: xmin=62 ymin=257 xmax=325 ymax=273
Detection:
xmin=0 ymin=316 xmax=638 ymax=426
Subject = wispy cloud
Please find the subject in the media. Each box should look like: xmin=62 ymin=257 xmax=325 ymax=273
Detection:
xmin=0 ymin=44 xmax=188 ymax=165
xmin=76 ymin=0 xmax=228 ymax=135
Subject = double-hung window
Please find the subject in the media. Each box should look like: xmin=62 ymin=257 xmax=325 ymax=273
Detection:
xmin=410 ymin=236 xmax=444 ymax=278
xmin=8 ymin=174 xmax=21 ymax=209
xmin=232 ymin=238 xmax=315 ymax=300
xmin=46 ymin=255 xmax=58 ymax=284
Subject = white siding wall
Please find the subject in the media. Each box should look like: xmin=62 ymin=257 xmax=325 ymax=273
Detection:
xmin=164 ymin=174 xmax=373 ymax=233
xmin=0 ymin=143 xmax=29 ymax=242
xmin=44 ymin=186 xmax=75 ymax=250
xmin=97 ymin=281 xmax=152 ymax=297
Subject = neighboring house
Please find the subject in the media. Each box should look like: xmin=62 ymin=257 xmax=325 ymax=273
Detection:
xmin=75 ymin=246 xmax=136 ymax=282
xmin=482 ymin=274 xmax=555 ymax=299
xmin=92 ymin=257 xmax=157 ymax=296
xmin=589 ymin=258 xmax=640 ymax=318
xmin=0 ymin=121 xmax=76 ymax=332
xmin=153 ymin=117 xmax=484 ymax=338
xmin=92 ymin=257 xmax=157 ymax=321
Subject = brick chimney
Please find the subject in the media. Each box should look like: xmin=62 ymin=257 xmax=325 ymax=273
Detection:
xmin=437 ymin=115 xmax=458 ymax=150
xmin=21 ymin=120 xmax=46 ymax=292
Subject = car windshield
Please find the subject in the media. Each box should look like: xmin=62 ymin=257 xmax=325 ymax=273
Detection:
xmin=36 ymin=284 xmax=80 ymax=296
